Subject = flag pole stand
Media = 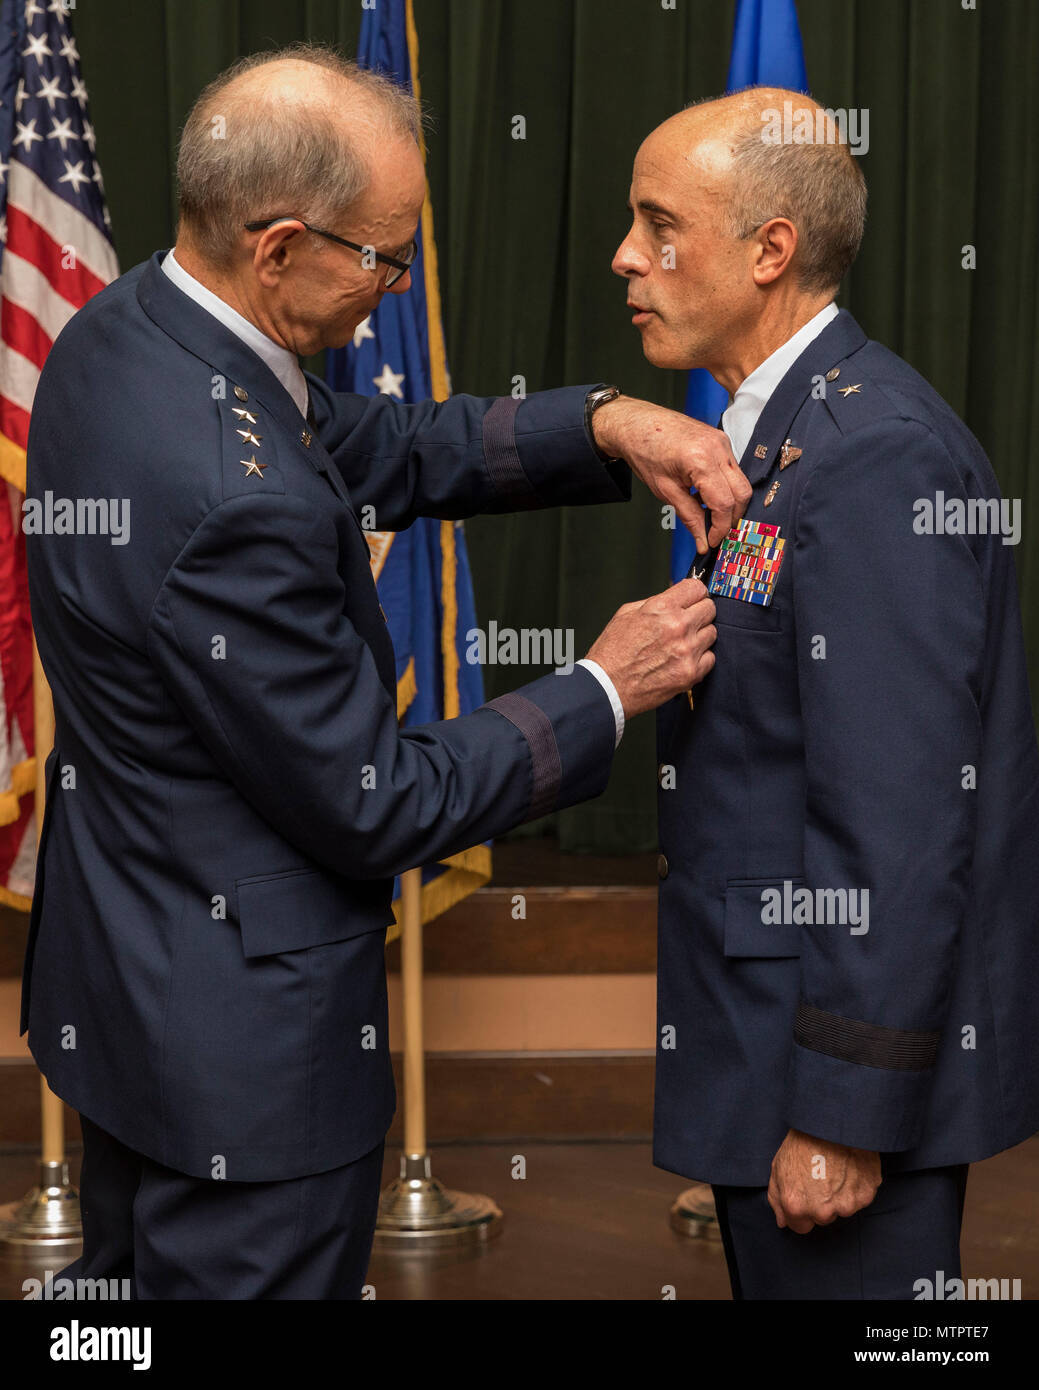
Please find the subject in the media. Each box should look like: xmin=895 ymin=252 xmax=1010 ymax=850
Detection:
xmin=669 ymin=1183 xmax=721 ymax=1241
xmin=374 ymin=867 xmax=502 ymax=1249
xmin=0 ymin=642 xmax=81 ymax=1249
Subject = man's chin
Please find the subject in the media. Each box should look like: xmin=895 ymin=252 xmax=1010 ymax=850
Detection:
xmin=634 ymin=326 xmax=704 ymax=373
xmin=639 ymin=336 xmax=692 ymax=372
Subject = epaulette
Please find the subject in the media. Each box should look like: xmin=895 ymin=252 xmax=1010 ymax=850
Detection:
xmin=819 ymin=368 xmax=907 ymax=438
xmin=218 ymin=383 xmax=285 ymax=499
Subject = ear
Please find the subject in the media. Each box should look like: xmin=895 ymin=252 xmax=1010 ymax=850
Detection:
xmin=751 ymin=217 xmax=798 ymax=287
xmin=250 ymin=220 xmax=306 ymax=288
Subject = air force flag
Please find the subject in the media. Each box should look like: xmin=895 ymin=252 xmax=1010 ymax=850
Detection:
xmin=325 ymin=0 xmax=491 ymax=935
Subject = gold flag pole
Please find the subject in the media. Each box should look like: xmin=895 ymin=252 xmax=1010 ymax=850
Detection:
xmin=368 ymin=0 xmax=498 ymax=1253
xmin=0 ymin=640 xmax=81 ymax=1247
xmin=374 ymin=866 xmax=501 ymax=1247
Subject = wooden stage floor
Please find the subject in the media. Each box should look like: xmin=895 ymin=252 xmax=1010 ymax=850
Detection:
xmin=1 ymin=1135 xmax=1036 ymax=1300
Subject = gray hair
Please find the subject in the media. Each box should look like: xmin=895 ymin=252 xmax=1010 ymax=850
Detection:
xmin=689 ymin=94 xmax=867 ymax=295
xmin=176 ymin=43 xmax=426 ymax=267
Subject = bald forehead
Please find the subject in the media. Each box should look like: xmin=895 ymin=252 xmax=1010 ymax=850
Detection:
xmin=637 ymin=124 xmax=731 ymax=184
xmin=630 ymin=120 xmax=732 ymax=222
xmin=643 ymin=88 xmax=834 ymax=170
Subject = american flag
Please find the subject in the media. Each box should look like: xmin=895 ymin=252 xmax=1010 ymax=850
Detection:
xmin=0 ymin=0 xmax=117 ymax=905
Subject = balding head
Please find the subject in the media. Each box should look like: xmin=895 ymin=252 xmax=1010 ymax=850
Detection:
xmin=653 ymin=88 xmax=866 ymax=294
xmin=176 ymin=43 xmax=424 ymax=268
xmin=613 ymin=87 xmax=866 ymax=384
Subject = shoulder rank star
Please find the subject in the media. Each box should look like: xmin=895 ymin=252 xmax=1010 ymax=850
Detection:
xmin=837 ymin=383 xmax=862 ymax=397
xmin=231 ymin=407 xmax=258 ymax=424
xmin=778 ymin=439 xmax=802 ymax=470
xmin=240 ymin=454 xmax=266 ymax=478
xmin=236 ymin=427 xmax=262 ymax=446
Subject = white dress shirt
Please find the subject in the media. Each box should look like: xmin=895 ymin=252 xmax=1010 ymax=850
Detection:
xmin=161 ymin=248 xmax=625 ymax=746
xmin=161 ymin=248 xmax=310 ymax=418
xmin=576 ymin=657 xmax=625 ymax=748
xmin=721 ymin=301 xmax=839 ymax=461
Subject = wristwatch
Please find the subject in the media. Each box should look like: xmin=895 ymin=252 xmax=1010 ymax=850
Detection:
xmin=585 ymin=384 xmax=623 ymax=461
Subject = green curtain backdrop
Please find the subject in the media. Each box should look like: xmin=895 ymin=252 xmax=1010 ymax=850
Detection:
xmin=70 ymin=0 xmax=1039 ymax=853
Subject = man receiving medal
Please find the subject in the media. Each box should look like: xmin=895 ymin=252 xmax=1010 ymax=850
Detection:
xmin=615 ymin=87 xmax=1039 ymax=1300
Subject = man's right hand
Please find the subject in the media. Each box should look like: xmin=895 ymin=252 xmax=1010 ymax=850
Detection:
xmin=585 ymin=577 xmax=717 ymax=718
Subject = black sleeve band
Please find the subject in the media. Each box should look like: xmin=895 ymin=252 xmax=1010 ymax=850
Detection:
xmin=794 ymin=1000 xmax=940 ymax=1072
xmin=482 ymin=398 xmax=539 ymax=507
xmin=484 ymin=692 xmax=561 ymax=820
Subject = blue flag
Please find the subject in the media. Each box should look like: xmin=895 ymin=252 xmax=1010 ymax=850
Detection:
xmin=325 ymin=0 xmax=490 ymax=935
xmin=672 ymin=0 xmax=808 ymax=582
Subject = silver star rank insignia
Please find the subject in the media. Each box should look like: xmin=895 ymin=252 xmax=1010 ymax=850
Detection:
xmin=236 ymin=428 xmax=262 ymax=446
xmin=232 ymin=408 xmax=258 ymax=424
xmin=838 ymin=383 xmax=862 ymax=397
xmin=779 ymin=439 xmax=802 ymax=470
xmin=240 ymin=455 xmax=266 ymax=478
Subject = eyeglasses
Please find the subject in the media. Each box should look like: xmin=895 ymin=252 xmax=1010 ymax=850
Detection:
xmin=244 ymin=217 xmax=418 ymax=286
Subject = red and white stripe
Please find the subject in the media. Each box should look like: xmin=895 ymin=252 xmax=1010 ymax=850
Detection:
xmin=0 ymin=159 xmax=119 ymax=903
xmin=1 ymin=160 xmax=119 ymax=452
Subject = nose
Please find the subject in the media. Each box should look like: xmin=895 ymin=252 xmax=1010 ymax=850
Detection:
xmin=386 ymin=267 xmax=413 ymax=295
xmin=611 ymin=235 xmax=649 ymax=279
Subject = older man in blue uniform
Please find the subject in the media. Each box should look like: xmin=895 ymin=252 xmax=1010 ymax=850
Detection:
xmin=614 ymin=87 xmax=1039 ymax=1299
xmin=20 ymin=47 xmax=743 ymax=1299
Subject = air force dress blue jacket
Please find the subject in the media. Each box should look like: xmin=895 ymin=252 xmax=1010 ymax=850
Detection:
xmin=654 ymin=310 xmax=1039 ymax=1186
xmin=21 ymin=251 xmax=628 ymax=1181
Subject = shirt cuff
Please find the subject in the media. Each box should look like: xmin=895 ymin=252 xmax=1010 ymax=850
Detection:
xmin=575 ymin=658 xmax=624 ymax=748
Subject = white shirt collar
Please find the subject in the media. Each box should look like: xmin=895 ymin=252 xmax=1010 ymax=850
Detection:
xmin=721 ymin=301 xmax=839 ymax=463
xmin=160 ymin=248 xmax=309 ymax=418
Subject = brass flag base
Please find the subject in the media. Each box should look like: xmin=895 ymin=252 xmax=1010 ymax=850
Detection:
xmin=0 ymin=1159 xmax=82 ymax=1248
xmin=374 ymin=1152 xmax=503 ymax=1249
xmin=670 ymin=1182 xmax=721 ymax=1241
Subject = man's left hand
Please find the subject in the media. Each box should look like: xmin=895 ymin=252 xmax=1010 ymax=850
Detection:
xmin=590 ymin=395 xmax=752 ymax=554
xmin=767 ymin=1128 xmax=882 ymax=1234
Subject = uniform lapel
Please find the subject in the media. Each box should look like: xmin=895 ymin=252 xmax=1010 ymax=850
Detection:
xmin=739 ymin=309 xmax=869 ymax=486
xmin=137 ymin=251 xmax=356 ymax=510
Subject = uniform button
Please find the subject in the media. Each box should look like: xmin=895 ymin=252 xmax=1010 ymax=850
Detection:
xmin=657 ymin=853 xmax=669 ymax=879
xmin=234 ymin=385 xmax=248 ymax=401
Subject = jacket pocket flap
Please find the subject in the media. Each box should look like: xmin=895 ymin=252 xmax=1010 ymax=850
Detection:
xmin=712 ymin=592 xmax=784 ymax=632
xmin=235 ymin=868 xmax=393 ymax=958
xmin=723 ymin=879 xmax=803 ymax=958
